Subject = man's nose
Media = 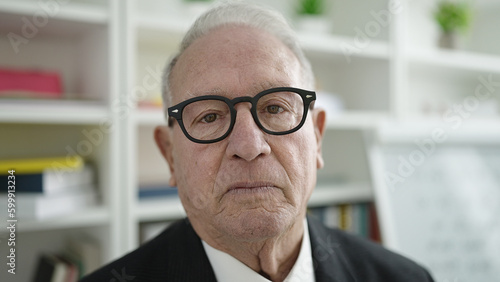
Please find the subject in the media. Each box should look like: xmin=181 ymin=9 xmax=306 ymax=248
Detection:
xmin=225 ymin=104 xmax=271 ymax=161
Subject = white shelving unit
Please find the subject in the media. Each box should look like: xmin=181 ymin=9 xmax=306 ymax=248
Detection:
xmin=1 ymin=0 xmax=499 ymax=279
xmin=402 ymin=0 xmax=500 ymax=119
xmin=0 ymin=0 xmax=122 ymax=281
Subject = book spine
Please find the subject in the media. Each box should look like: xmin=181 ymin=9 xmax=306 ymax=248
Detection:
xmin=339 ymin=204 xmax=351 ymax=231
xmin=369 ymin=203 xmax=382 ymax=243
xmin=0 ymin=165 xmax=93 ymax=194
xmin=1 ymin=173 xmax=43 ymax=193
xmin=0 ymin=155 xmax=83 ymax=175
xmin=358 ymin=203 xmax=369 ymax=238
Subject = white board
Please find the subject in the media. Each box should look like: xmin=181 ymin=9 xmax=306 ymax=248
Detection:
xmin=369 ymin=132 xmax=500 ymax=282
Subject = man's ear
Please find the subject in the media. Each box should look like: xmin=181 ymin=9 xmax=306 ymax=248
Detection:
xmin=154 ymin=126 xmax=177 ymax=187
xmin=312 ymin=108 xmax=327 ymax=169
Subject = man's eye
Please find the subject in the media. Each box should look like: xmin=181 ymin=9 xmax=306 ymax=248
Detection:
xmin=266 ymin=105 xmax=283 ymax=114
xmin=202 ymin=113 xmax=218 ymax=123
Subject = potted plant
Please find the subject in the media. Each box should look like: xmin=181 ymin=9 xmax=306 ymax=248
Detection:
xmin=295 ymin=0 xmax=330 ymax=33
xmin=434 ymin=0 xmax=472 ymax=49
xmin=299 ymin=0 xmax=323 ymax=16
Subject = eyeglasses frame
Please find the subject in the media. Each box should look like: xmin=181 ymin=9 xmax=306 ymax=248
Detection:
xmin=167 ymin=87 xmax=316 ymax=144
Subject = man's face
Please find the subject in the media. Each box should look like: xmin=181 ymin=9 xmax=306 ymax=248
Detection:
xmin=157 ymin=26 xmax=325 ymax=241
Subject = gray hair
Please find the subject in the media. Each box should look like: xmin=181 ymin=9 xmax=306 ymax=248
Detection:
xmin=162 ymin=1 xmax=314 ymax=119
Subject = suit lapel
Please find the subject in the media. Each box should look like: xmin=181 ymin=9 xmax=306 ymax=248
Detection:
xmin=308 ymin=216 xmax=357 ymax=282
xmin=169 ymin=219 xmax=218 ymax=282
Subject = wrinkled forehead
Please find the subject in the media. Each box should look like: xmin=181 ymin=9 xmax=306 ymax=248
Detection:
xmin=169 ymin=25 xmax=303 ymax=103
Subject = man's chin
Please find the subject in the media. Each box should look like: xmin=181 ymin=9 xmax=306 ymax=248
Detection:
xmin=217 ymin=208 xmax=295 ymax=242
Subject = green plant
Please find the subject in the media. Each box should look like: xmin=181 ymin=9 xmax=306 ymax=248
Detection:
xmin=298 ymin=0 xmax=324 ymax=15
xmin=434 ymin=1 xmax=471 ymax=34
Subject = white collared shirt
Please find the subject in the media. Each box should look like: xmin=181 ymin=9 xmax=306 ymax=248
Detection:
xmin=202 ymin=219 xmax=316 ymax=282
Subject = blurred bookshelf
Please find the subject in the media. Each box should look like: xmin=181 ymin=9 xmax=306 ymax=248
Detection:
xmin=0 ymin=0 xmax=121 ymax=281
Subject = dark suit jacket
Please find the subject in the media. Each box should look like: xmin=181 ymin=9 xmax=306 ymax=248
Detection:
xmin=80 ymin=217 xmax=434 ymax=281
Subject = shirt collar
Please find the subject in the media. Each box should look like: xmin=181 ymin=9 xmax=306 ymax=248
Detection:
xmin=202 ymin=218 xmax=316 ymax=282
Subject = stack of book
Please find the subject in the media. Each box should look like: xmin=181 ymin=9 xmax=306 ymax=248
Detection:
xmin=309 ymin=202 xmax=381 ymax=243
xmin=32 ymin=234 xmax=101 ymax=282
xmin=0 ymin=155 xmax=98 ymax=219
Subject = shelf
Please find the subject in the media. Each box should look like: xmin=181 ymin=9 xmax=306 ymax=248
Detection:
xmin=410 ymin=49 xmax=500 ymax=74
xmin=326 ymin=111 xmax=388 ymax=129
xmin=136 ymin=14 xmax=188 ymax=36
xmin=0 ymin=1 xmax=108 ymax=26
xmin=134 ymin=1 xmax=211 ymax=36
xmin=0 ymin=99 xmax=110 ymax=124
xmin=134 ymin=108 xmax=165 ymax=126
xmin=136 ymin=197 xmax=186 ymax=222
xmin=476 ymin=0 xmax=500 ymax=7
xmin=377 ymin=118 xmax=500 ymax=144
xmin=0 ymin=206 xmax=109 ymax=232
xmin=308 ymin=182 xmax=374 ymax=207
xmin=300 ymin=33 xmax=390 ymax=60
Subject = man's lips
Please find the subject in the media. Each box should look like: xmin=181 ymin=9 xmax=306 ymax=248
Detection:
xmin=226 ymin=182 xmax=278 ymax=193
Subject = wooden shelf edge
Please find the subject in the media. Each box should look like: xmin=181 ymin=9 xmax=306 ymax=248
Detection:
xmin=0 ymin=100 xmax=110 ymax=124
xmin=410 ymin=49 xmax=500 ymax=74
xmin=308 ymin=182 xmax=374 ymax=207
xmin=136 ymin=197 xmax=186 ymax=222
xmin=326 ymin=111 xmax=389 ymax=129
xmin=377 ymin=118 xmax=500 ymax=144
xmin=300 ymin=33 xmax=390 ymax=60
xmin=134 ymin=108 xmax=165 ymax=126
xmin=135 ymin=16 xmax=189 ymax=35
xmin=0 ymin=206 xmax=109 ymax=232
xmin=0 ymin=1 xmax=108 ymax=24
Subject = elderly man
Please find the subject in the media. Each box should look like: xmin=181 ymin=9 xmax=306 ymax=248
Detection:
xmin=82 ymin=3 xmax=434 ymax=282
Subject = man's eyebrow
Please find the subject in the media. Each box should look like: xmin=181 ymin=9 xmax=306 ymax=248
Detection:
xmin=247 ymin=81 xmax=294 ymax=95
xmin=255 ymin=81 xmax=290 ymax=92
xmin=184 ymin=88 xmax=226 ymax=98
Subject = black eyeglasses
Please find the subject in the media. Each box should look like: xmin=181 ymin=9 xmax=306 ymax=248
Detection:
xmin=168 ymin=87 xmax=316 ymax=144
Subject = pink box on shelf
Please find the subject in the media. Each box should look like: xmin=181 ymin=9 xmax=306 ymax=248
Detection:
xmin=0 ymin=68 xmax=63 ymax=99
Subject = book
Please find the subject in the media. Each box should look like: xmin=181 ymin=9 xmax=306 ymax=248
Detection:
xmin=0 ymin=68 xmax=62 ymax=99
xmin=32 ymin=254 xmax=56 ymax=282
xmin=32 ymin=234 xmax=100 ymax=281
xmin=65 ymin=234 xmax=101 ymax=277
xmin=358 ymin=203 xmax=369 ymax=238
xmin=0 ymin=155 xmax=84 ymax=175
xmin=56 ymin=255 xmax=78 ymax=282
xmin=0 ymin=186 xmax=98 ymax=219
xmin=0 ymin=165 xmax=94 ymax=194
xmin=32 ymin=254 xmax=70 ymax=282
xmin=339 ymin=204 xmax=352 ymax=231
xmin=323 ymin=205 xmax=339 ymax=229
xmin=368 ymin=203 xmax=381 ymax=243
